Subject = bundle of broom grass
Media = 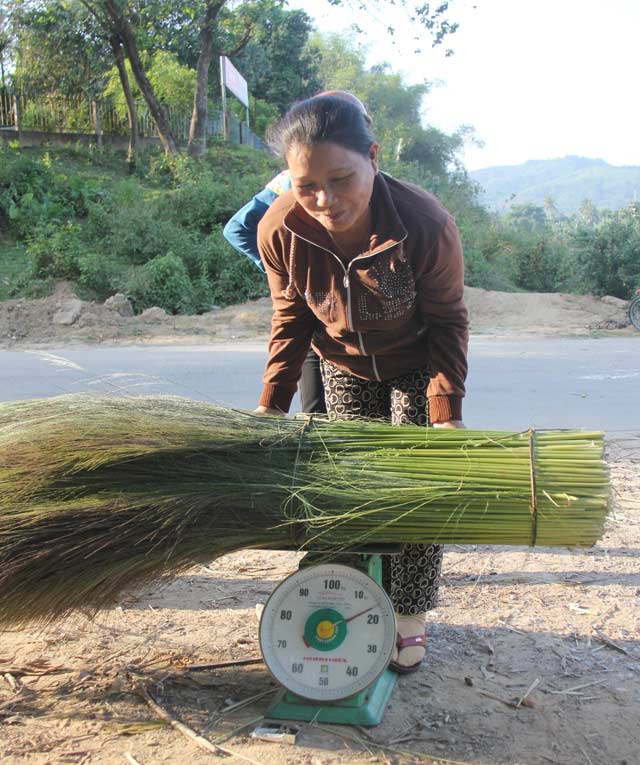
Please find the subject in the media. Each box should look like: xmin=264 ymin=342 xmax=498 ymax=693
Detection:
xmin=0 ymin=395 xmax=610 ymax=625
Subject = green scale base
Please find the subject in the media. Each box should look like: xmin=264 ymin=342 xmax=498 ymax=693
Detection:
xmin=264 ymin=552 xmax=397 ymax=727
xmin=265 ymin=668 xmax=397 ymax=726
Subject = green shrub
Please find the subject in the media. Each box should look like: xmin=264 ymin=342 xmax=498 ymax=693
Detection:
xmin=27 ymin=222 xmax=85 ymax=279
xmin=165 ymin=172 xmax=266 ymax=233
xmin=570 ymin=208 xmax=640 ymax=298
xmin=204 ymin=227 xmax=269 ymax=307
xmin=76 ymin=252 xmax=122 ymax=299
xmin=16 ymin=276 xmax=58 ymax=299
xmin=0 ymin=149 xmax=56 ymax=235
xmin=204 ymin=140 xmax=281 ymax=180
xmin=506 ymin=229 xmax=561 ymax=293
xmin=126 ymin=253 xmax=196 ymax=314
xmin=0 ymin=146 xmax=103 ymax=237
xmin=143 ymin=144 xmax=280 ymax=189
xmin=103 ymin=51 xmax=196 ymax=122
xmin=20 ymin=142 xmax=636 ymax=311
xmin=457 ymin=220 xmax=517 ymax=292
xmin=85 ymin=179 xmax=186 ymax=265
xmin=0 ymin=240 xmax=32 ymax=300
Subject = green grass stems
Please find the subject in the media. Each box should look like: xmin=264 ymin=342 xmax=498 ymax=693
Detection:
xmin=0 ymin=395 xmax=610 ymax=625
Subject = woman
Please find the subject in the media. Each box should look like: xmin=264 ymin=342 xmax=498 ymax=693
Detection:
xmin=256 ymin=96 xmax=469 ymax=673
xmin=223 ymin=91 xmax=372 ymax=415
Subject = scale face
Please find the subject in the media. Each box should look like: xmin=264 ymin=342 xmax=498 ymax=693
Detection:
xmin=259 ymin=564 xmax=396 ymax=702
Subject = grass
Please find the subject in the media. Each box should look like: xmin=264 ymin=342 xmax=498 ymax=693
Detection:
xmin=0 ymin=237 xmax=33 ymax=300
xmin=0 ymin=142 xmax=279 ymax=309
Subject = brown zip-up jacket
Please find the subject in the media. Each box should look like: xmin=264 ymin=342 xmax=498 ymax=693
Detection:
xmin=257 ymin=172 xmax=469 ymax=423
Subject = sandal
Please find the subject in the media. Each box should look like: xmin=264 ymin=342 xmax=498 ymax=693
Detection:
xmin=389 ymin=633 xmax=426 ymax=674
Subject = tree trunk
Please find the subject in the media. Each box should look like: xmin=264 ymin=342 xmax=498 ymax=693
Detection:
xmin=109 ymin=34 xmax=140 ymax=170
xmin=91 ymin=99 xmax=103 ymax=150
xmin=13 ymin=93 xmax=22 ymax=144
xmin=103 ymin=0 xmax=179 ymax=155
xmin=188 ymin=1 xmax=225 ymax=157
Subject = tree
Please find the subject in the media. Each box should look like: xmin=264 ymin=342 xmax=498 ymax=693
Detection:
xmin=80 ymin=0 xmax=179 ymax=154
xmin=83 ymin=0 xmax=312 ymax=155
xmin=103 ymin=48 xmax=202 ymax=163
xmin=147 ymin=0 xmax=458 ymax=153
xmin=233 ymin=5 xmax=322 ymax=114
xmin=329 ymin=0 xmax=458 ymax=56
xmin=544 ymin=195 xmax=562 ymax=222
xmin=400 ymin=125 xmax=475 ymax=177
xmin=186 ymin=0 xmax=259 ymax=156
xmin=10 ymin=1 xmax=109 ymax=98
xmin=7 ymin=0 xmax=460 ymax=158
xmin=310 ymin=32 xmax=428 ymax=155
xmin=188 ymin=1 xmax=224 ymax=155
xmin=578 ymin=198 xmax=600 ymax=226
xmin=107 ymin=32 xmax=140 ymax=164
xmin=104 ymin=51 xmax=197 ymax=115
xmin=11 ymin=1 xmax=144 ymax=162
xmin=309 ymin=32 xmax=471 ymax=170
xmin=571 ymin=208 xmax=640 ymax=298
xmin=504 ymin=204 xmax=548 ymax=232
xmin=0 ymin=6 xmax=12 ymax=90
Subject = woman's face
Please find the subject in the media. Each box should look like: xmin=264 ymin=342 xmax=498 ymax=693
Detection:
xmin=286 ymin=141 xmax=378 ymax=236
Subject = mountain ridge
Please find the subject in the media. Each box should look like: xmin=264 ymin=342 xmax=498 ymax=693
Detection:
xmin=469 ymin=155 xmax=640 ymax=214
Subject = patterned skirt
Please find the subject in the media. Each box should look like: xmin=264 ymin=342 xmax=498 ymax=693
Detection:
xmin=320 ymin=359 xmax=443 ymax=615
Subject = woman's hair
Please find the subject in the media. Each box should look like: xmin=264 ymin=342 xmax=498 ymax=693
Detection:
xmin=267 ymin=95 xmax=376 ymax=159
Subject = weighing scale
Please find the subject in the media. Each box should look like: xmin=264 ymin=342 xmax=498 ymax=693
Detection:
xmin=258 ymin=551 xmax=399 ymax=726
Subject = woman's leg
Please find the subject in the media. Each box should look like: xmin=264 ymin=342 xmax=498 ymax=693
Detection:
xmin=320 ymin=359 xmax=388 ymax=419
xmin=388 ymin=368 xmax=443 ymax=670
xmin=320 ymin=362 xmax=442 ymax=672
xmin=301 ymin=360 xmax=386 ymax=570
xmin=299 ymin=347 xmax=327 ymax=414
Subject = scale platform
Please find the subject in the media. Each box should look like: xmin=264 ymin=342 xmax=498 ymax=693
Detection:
xmin=266 ymin=668 xmax=396 ymax=726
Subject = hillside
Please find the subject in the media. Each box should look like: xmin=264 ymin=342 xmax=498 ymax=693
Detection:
xmin=470 ymin=155 xmax=640 ymax=214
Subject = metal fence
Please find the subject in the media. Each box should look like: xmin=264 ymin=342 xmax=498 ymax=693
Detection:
xmin=0 ymin=90 xmax=267 ymax=151
xmin=0 ymin=90 xmax=14 ymax=128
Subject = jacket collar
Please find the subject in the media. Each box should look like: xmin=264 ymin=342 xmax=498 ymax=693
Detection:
xmin=282 ymin=172 xmax=408 ymax=256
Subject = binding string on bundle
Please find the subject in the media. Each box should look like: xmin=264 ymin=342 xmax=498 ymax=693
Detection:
xmin=529 ymin=427 xmax=539 ymax=547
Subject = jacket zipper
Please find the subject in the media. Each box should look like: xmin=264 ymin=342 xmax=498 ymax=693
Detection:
xmin=283 ymin=225 xmax=408 ymax=382
xmin=344 ymin=236 xmax=407 ymax=381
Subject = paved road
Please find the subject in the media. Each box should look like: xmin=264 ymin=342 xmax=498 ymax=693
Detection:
xmin=1 ymin=336 xmax=639 ymax=431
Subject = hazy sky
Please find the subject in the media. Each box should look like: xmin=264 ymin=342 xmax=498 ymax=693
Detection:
xmin=289 ymin=0 xmax=640 ymax=171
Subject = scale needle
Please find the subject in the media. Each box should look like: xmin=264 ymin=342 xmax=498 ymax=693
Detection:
xmin=334 ymin=606 xmax=374 ymax=627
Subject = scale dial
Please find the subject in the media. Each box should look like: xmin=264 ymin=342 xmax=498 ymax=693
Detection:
xmin=259 ymin=564 xmax=396 ymax=701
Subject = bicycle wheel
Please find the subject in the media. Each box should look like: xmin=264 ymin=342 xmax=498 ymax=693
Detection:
xmin=629 ymin=296 xmax=640 ymax=331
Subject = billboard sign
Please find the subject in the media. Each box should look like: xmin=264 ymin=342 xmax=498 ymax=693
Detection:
xmin=221 ymin=56 xmax=249 ymax=107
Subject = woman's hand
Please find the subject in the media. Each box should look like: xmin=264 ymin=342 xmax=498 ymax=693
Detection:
xmin=432 ymin=420 xmax=466 ymax=429
xmin=255 ymin=405 xmax=286 ymax=416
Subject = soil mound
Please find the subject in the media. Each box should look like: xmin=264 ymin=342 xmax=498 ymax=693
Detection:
xmin=0 ymin=283 xmax=632 ymax=348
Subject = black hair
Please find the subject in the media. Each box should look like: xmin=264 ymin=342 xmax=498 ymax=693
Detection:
xmin=267 ymin=95 xmax=376 ymax=159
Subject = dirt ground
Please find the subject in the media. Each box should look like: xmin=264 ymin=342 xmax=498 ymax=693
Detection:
xmin=1 ymin=286 xmax=639 ymax=765
xmin=0 ymin=282 xmax=634 ymax=349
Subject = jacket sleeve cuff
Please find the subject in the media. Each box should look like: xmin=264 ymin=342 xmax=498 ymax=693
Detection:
xmin=429 ymin=395 xmax=462 ymax=424
xmin=259 ymin=384 xmax=296 ymax=413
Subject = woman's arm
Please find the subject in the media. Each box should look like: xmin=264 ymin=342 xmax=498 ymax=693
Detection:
xmin=256 ymin=224 xmax=317 ymax=414
xmin=222 ymin=189 xmax=275 ymax=272
xmin=415 ymin=216 xmax=469 ymax=425
xmin=222 ymin=171 xmax=292 ymax=271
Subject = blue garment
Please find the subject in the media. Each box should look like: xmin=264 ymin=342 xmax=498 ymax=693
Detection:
xmin=223 ymin=171 xmax=291 ymax=272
